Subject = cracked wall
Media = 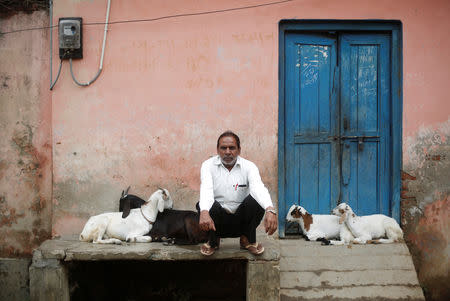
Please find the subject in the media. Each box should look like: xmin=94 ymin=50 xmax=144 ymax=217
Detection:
xmin=0 ymin=11 xmax=52 ymax=257
xmin=402 ymin=120 xmax=450 ymax=301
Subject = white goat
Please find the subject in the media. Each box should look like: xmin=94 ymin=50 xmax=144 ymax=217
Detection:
xmin=332 ymin=203 xmax=404 ymax=244
xmin=286 ymin=205 xmax=354 ymax=245
xmin=79 ymin=188 xmax=173 ymax=244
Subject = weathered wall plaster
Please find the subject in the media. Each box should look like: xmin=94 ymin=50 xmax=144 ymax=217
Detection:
xmin=0 ymin=258 xmax=31 ymax=301
xmin=0 ymin=11 xmax=52 ymax=257
xmin=49 ymin=2 xmax=450 ymax=299
xmin=402 ymin=119 xmax=450 ymax=301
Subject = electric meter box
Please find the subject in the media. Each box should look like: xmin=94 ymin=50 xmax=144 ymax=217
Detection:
xmin=58 ymin=17 xmax=83 ymax=59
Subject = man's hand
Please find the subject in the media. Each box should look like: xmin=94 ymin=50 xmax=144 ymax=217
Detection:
xmin=264 ymin=206 xmax=278 ymax=235
xmin=199 ymin=210 xmax=216 ymax=232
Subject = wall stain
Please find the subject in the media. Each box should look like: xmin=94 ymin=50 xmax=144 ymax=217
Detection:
xmin=404 ymin=198 xmax=449 ymax=301
xmin=1 ymin=75 xmax=10 ymax=88
xmin=0 ymin=160 xmax=6 ymax=181
xmin=0 ymin=123 xmax=51 ymax=257
xmin=402 ymin=125 xmax=450 ymax=301
xmin=0 ymin=195 xmax=25 ymax=227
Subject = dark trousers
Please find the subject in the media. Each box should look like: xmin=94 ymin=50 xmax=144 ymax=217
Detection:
xmin=196 ymin=195 xmax=265 ymax=248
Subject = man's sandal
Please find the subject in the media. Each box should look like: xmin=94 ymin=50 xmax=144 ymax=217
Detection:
xmin=240 ymin=236 xmax=264 ymax=255
xmin=200 ymin=242 xmax=218 ymax=256
xmin=241 ymin=242 xmax=264 ymax=255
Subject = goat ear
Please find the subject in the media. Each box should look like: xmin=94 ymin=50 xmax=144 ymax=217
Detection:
xmin=121 ymin=190 xmax=124 ymax=198
xmin=157 ymin=198 xmax=165 ymax=213
xmin=122 ymin=199 xmax=131 ymax=218
xmin=158 ymin=187 xmax=168 ymax=200
xmin=339 ymin=212 xmax=346 ymax=224
xmin=291 ymin=208 xmax=301 ymax=218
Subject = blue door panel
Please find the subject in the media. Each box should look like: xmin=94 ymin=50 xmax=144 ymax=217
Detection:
xmin=340 ymin=33 xmax=391 ymax=216
xmin=357 ymin=141 xmax=379 ymax=213
xmin=341 ymin=141 xmax=379 ymax=213
xmin=299 ymin=144 xmax=319 ymax=211
xmin=284 ymin=33 xmax=339 ymax=215
xmin=318 ymin=144 xmax=332 ymax=213
xmin=284 ymin=32 xmax=392 ymax=226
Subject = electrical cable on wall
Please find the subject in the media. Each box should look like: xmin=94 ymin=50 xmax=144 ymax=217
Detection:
xmin=49 ymin=0 xmax=63 ymax=90
xmin=50 ymin=59 xmax=63 ymax=90
xmin=48 ymin=0 xmax=110 ymax=89
xmin=2 ymin=0 xmax=296 ymax=36
xmin=69 ymin=0 xmax=110 ymax=87
xmin=14 ymin=0 xmax=295 ymax=90
xmin=49 ymin=0 xmax=54 ymax=89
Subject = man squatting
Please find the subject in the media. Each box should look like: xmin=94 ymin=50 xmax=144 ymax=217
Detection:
xmin=197 ymin=131 xmax=278 ymax=256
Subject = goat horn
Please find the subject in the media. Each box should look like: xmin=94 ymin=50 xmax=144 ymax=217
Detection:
xmin=158 ymin=187 xmax=167 ymax=196
xmin=339 ymin=212 xmax=346 ymax=224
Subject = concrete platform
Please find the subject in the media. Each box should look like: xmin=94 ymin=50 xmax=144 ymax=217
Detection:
xmin=29 ymin=235 xmax=280 ymax=301
xmin=279 ymin=237 xmax=425 ymax=301
xmin=29 ymin=235 xmax=426 ymax=301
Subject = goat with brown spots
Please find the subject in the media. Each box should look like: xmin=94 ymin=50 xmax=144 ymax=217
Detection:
xmin=286 ymin=204 xmax=354 ymax=245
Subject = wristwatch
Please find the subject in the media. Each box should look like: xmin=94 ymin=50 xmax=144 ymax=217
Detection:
xmin=266 ymin=209 xmax=277 ymax=215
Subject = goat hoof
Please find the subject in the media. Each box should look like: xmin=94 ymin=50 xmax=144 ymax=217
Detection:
xmin=163 ymin=238 xmax=175 ymax=246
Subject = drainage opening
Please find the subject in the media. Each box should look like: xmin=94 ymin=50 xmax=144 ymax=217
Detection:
xmin=68 ymin=259 xmax=246 ymax=301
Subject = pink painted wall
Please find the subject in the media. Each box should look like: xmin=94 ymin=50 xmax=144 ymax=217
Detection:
xmin=0 ymin=11 xmax=52 ymax=257
xmin=51 ymin=0 xmax=449 ymax=218
xmin=49 ymin=3 xmax=450 ymax=298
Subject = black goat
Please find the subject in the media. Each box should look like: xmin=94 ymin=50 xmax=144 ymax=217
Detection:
xmin=148 ymin=209 xmax=208 ymax=245
xmin=119 ymin=186 xmax=146 ymax=218
xmin=119 ymin=189 xmax=208 ymax=245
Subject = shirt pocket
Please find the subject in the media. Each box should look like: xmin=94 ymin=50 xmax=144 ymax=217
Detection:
xmin=234 ymin=180 xmax=249 ymax=202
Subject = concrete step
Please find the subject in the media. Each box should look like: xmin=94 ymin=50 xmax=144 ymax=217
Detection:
xmin=281 ymin=270 xmax=421 ymax=288
xmin=280 ymin=254 xmax=415 ymax=271
xmin=281 ymin=239 xmax=411 ymax=257
xmin=281 ymin=286 xmax=425 ymax=301
xmin=279 ymin=238 xmax=425 ymax=300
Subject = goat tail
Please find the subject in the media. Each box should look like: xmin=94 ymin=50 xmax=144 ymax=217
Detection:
xmin=79 ymin=228 xmax=90 ymax=242
xmin=386 ymin=223 xmax=404 ymax=242
xmin=79 ymin=230 xmax=92 ymax=242
xmin=79 ymin=233 xmax=92 ymax=242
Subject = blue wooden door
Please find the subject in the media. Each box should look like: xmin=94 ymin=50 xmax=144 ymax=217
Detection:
xmin=283 ymin=32 xmax=391 ymax=227
xmin=339 ymin=33 xmax=391 ymax=216
xmin=285 ymin=33 xmax=340 ymax=216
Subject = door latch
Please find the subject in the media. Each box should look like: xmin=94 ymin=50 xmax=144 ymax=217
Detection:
xmin=358 ymin=137 xmax=364 ymax=151
xmin=343 ymin=117 xmax=349 ymax=130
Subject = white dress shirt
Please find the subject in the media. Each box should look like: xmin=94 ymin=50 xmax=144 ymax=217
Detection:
xmin=199 ymin=155 xmax=273 ymax=213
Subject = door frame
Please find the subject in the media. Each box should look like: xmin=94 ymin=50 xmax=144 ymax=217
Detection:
xmin=278 ymin=20 xmax=403 ymax=237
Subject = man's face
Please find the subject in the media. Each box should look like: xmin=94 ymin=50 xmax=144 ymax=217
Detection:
xmin=217 ymin=136 xmax=240 ymax=168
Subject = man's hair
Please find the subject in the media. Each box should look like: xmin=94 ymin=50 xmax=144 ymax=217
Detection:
xmin=217 ymin=130 xmax=241 ymax=149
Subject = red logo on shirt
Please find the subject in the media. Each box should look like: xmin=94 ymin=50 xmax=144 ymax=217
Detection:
xmin=233 ymin=183 xmax=247 ymax=190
